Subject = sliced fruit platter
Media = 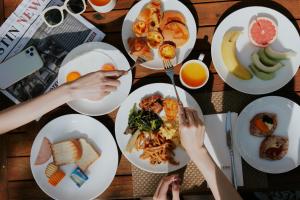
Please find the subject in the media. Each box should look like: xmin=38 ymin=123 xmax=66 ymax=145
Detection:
xmin=212 ymin=7 xmax=300 ymax=95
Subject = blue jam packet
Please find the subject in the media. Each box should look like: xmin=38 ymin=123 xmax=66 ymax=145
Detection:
xmin=70 ymin=167 xmax=88 ymax=187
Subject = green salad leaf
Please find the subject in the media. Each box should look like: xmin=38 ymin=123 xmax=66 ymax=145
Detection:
xmin=125 ymin=104 xmax=163 ymax=134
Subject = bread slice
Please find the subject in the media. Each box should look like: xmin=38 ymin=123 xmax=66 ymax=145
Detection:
xmin=51 ymin=139 xmax=82 ymax=166
xmin=76 ymin=138 xmax=100 ymax=171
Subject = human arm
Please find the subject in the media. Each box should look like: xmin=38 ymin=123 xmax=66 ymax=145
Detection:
xmin=179 ymin=107 xmax=242 ymax=200
xmin=0 ymin=70 xmax=125 ymax=135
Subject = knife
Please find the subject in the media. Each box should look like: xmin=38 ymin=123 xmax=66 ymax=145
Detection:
xmin=225 ymin=112 xmax=238 ymax=189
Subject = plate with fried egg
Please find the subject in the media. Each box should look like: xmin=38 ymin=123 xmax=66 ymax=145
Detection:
xmin=58 ymin=42 xmax=132 ymax=116
xmin=122 ymin=0 xmax=197 ymax=70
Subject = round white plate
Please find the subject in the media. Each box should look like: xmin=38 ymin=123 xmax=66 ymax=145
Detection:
xmin=122 ymin=0 xmax=197 ymax=70
xmin=233 ymin=96 xmax=300 ymax=173
xmin=115 ymin=83 xmax=203 ymax=173
xmin=58 ymin=42 xmax=132 ymax=116
xmin=211 ymin=6 xmax=300 ymax=95
xmin=30 ymin=114 xmax=119 ymax=200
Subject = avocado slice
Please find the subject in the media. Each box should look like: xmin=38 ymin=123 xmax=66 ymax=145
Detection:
xmin=250 ymin=64 xmax=275 ymax=80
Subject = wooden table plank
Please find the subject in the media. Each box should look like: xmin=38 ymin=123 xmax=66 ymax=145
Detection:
xmin=0 ymin=0 xmax=4 ymax=24
xmin=7 ymin=176 xmax=133 ymax=199
xmin=0 ymin=135 xmax=8 ymax=200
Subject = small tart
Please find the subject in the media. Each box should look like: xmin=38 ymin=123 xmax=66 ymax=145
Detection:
xmin=159 ymin=42 xmax=176 ymax=60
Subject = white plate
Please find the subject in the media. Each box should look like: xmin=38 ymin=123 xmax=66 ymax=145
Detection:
xmin=233 ymin=96 xmax=300 ymax=173
xmin=211 ymin=6 xmax=300 ymax=95
xmin=115 ymin=83 xmax=203 ymax=173
xmin=122 ymin=0 xmax=197 ymax=70
xmin=30 ymin=114 xmax=119 ymax=200
xmin=58 ymin=42 xmax=132 ymax=116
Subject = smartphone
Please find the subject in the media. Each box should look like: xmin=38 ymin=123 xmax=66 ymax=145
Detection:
xmin=0 ymin=46 xmax=44 ymax=89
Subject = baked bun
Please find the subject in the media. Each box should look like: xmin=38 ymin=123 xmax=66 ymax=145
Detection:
xmin=128 ymin=37 xmax=154 ymax=61
xmin=147 ymin=31 xmax=164 ymax=48
xmin=260 ymin=135 xmax=288 ymax=160
xmin=132 ymin=20 xmax=148 ymax=37
xmin=137 ymin=7 xmax=151 ymax=22
xmin=51 ymin=139 xmax=82 ymax=166
xmin=250 ymin=113 xmax=277 ymax=137
xmin=159 ymin=41 xmax=176 ymax=60
xmin=160 ymin=11 xmax=186 ymax=30
xmin=162 ymin=22 xmax=189 ymax=47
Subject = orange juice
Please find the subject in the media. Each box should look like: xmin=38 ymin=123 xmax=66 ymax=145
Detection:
xmin=89 ymin=0 xmax=110 ymax=6
xmin=181 ymin=62 xmax=208 ymax=88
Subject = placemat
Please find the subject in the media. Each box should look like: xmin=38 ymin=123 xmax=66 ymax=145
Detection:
xmin=132 ymin=90 xmax=268 ymax=197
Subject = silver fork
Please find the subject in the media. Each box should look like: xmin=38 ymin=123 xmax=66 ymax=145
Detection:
xmin=162 ymin=60 xmax=182 ymax=105
xmin=126 ymin=56 xmax=147 ymax=73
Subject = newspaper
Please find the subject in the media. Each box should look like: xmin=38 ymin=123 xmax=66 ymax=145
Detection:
xmin=0 ymin=0 xmax=105 ymax=103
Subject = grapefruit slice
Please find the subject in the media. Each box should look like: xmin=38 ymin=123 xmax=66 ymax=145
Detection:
xmin=249 ymin=17 xmax=277 ymax=47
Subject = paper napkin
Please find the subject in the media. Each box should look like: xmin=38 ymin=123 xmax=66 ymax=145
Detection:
xmin=204 ymin=113 xmax=244 ymax=186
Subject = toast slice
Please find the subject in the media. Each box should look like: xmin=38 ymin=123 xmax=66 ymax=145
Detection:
xmin=76 ymin=138 xmax=100 ymax=171
xmin=51 ymin=139 xmax=82 ymax=166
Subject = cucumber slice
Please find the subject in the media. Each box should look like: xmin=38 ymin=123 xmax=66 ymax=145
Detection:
xmin=250 ymin=64 xmax=276 ymax=80
xmin=251 ymin=53 xmax=283 ymax=73
xmin=265 ymin=46 xmax=296 ymax=60
xmin=258 ymin=49 xmax=278 ymax=66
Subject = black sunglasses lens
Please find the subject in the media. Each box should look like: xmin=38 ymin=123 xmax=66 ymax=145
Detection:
xmin=67 ymin=0 xmax=85 ymax=14
xmin=44 ymin=9 xmax=62 ymax=25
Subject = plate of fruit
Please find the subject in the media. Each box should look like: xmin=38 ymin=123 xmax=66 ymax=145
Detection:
xmin=211 ymin=6 xmax=300 ymax=95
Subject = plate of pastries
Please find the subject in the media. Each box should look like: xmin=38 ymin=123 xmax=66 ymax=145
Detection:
xmin=30 ymin=114 xmax=119 ymax=200
xmin=233 ymin=96 xmax=300 ymax=174
xmin=122 ymin=0 xmax=197 ymax=69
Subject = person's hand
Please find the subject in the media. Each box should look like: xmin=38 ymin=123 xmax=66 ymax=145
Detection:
xmin=179 ymin=107 xmax=206 ymax=159
xmin=66 ymin=70 xmax=126 ymax=101
xmin=153 ymin=175 xmax=180 ymax=200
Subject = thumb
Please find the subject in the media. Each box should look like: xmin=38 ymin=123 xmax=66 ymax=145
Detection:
xmin=172 ymin=182 xmax=180 ymax=200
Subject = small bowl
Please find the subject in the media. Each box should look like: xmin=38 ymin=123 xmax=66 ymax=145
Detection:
xmin=179 ymin=53 xmax=209 ymax=89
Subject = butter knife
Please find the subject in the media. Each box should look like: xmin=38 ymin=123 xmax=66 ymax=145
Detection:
xmin=225 ymin=112 xmax=238 ymax=189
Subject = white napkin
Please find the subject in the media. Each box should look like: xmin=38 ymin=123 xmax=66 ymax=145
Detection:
xmin=204 ymin=113 xmax=244 ymax=186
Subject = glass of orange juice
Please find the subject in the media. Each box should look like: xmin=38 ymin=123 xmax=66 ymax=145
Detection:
xmin=88 ymin=0 xmax=116 ymax=13
xmin=179 ymin=54 xmax=209 ymax=89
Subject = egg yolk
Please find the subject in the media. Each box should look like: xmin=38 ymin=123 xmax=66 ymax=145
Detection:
xmin=181 ymin=62 xmax=207 ymax=87
xmin=66 ymin=71 xmax=81 ymax=82
xmin=102 ymin=64 xmax=116 ymax=71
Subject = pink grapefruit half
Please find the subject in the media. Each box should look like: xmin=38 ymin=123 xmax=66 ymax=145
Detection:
xmin=249 ymin=17 xmax=278 ymax=47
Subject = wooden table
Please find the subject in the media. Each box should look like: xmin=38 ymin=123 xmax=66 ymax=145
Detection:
xmin=1 ymin=0 xmax=300 ymax=199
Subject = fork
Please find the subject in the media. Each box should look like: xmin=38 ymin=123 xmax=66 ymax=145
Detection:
xmin=126 ymin=56 xmax=147 ymax=73
xmin=162 ymin=60 xmax=182 ymax=106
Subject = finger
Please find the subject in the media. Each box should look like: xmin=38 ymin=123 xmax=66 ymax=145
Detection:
xmin=185 ymin=108 xmax=196 ymax=126
xmin=192 ymin=110 xmax=203 ymax=126
xmin=172 ymin=182 xmax=180 ymax=200
xmin=157 ymin=175 xmax=177 ymax=199
xmin=103 ymin=70 xmax=126 ymax=77
xmin=103 ymin=85 xmax=118 ymax=92
xmin=103 ymin=78 xmax=120 ymax=87
xmin=179 ymin=107 xmax=188 ymax=126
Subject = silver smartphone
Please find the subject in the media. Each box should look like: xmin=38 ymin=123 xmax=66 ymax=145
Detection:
xmin=0 ymin=46 xmax=44 ymax=89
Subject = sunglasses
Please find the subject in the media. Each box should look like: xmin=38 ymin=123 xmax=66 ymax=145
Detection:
xmin=42 ymin=0 xmax=86 ymax=28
